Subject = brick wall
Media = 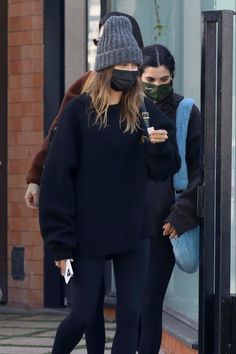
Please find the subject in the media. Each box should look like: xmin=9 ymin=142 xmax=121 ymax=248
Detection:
xmin=7 ymin=0 xmax=44 ymax=308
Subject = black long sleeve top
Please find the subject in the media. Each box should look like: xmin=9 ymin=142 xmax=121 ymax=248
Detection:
xmin=147 ymin=93 xmax=201 ymax=237
xmin=39 ymin=94 xmax=180 ymax=261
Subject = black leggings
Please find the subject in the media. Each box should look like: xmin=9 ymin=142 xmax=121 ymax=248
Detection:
xmin=84 ymin=277 xmax=105 ymax=354
xmin=138 ymin=235 xmax=175 ymax=353
xmin=52 ymin=238 xmax=150 ymax=354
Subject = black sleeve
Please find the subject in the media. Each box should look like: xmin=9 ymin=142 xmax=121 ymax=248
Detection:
xmin=39 ymin=99 xmax=81 ymax=261
xmin=144 ymin=97 xmax=181 ymax=182
xmin=165 ymin=104 xmax=201 ymax=235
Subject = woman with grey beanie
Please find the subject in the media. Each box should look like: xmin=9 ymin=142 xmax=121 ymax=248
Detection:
xmin=39 ymin=16 xmax=180 ymax=354
xmin=24 ymin=11 xmax=144 ymax=354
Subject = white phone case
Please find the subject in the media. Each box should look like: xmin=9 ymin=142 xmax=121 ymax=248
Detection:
xmin=63 ymin=259 xmax=74 ymax=284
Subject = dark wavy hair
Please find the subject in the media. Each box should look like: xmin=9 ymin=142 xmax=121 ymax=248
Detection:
xmin=140 ymin=44 xmax=175 ymax=77
xmin=99 ymin=12 xmax=144 ymax=49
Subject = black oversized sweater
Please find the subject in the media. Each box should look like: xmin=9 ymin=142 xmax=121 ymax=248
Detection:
xmin=39 ymin=94 xmax=180 ymax=261
xmin=146 ymin=92 xmax=201 ymax=237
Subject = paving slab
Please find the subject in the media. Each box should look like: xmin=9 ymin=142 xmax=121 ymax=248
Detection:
xmin=0 ymin=347 xmax=52 ymax=354
xmin=0 ymin=320 xmax=59 ymax=329
xmin=0 ymin=315 xmax=23 ymax=321
xmin=0 ymin=336 xmax=54 ymax=347
xmin=19 ymin=315 xmax=65 ymax=322
xmin=0 ymin=307 xmax=165 ymax=353
xmin=33 ymin=330 xmax=57 ymax=337
xmin=0 ymin=327 xmax=40 ymax=336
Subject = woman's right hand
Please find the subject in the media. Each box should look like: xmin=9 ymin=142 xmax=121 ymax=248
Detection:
xmin=24 ymin=183 xmax=40 ymax=209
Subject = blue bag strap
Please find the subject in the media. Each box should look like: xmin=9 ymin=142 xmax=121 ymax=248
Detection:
xmin=173 ymin=98 xmax=195 ymax=191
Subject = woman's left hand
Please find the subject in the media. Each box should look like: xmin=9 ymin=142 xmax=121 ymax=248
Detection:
xmin=149 ymin=129 xmax=168 ymax=144
xmin=163 ymin=222 xmax=178 ymax=238
xmin=55 ymin=260 xmax=67 ymax=275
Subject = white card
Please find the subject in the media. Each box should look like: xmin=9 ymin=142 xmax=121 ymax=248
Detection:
xmin=63 ymin=259 xmax=74 ymax=284
xmin=147 ymin=126 xmax=154 ymax=135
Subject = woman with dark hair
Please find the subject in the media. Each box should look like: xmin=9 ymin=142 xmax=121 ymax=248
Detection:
xmin=39 ymin=17 xmax=179 ymax=354
xmin=98 ymin=11 xmax=144 ymax=48
xmin=138 ymin=44 xmax=201 ymax=353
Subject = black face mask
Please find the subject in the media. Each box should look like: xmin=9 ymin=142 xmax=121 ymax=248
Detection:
xmin=110 ymin=69 xmax=139 ymax=92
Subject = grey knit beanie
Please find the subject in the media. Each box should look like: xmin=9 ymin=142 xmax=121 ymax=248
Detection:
xmin=95 ymin=16 xmax=143 ymax=71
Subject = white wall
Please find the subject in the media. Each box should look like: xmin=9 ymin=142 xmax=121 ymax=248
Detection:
xmin=65 ymin=0 xmax=87 ymax=90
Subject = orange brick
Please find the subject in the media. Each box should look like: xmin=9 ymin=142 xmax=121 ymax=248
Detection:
xmin=30 ymin=275 xmax=43 ymax=290
xmin=11 ymin=274 xmax=44 ymax=290
xmin=33 ymin=102 xmax=43 ymax=116
xmin=20 ymin=72 xmax=43 ymax=87
xmin=8 ymin=288 xmax=30 ymax=305
xmin=8 ymin=87 xmax=43 ymax=103
xmin=8 ymin=16 xmax=33 ymax=31
xmin=8 ymin=145 xmax=41 ymax=160
xmin=22 ymin=130 xmax=43 ymax=144
xmin=23 ymin=87 xmax=43 ymax=102
xmin=8 ymin=31 xmax=33 ymax=46
xmin=8 ymin=131 xmax=43 ymax=146
xmin=8 ymin=202 xmax=35 ymax=218
xmin=20 ymin=231 xmax=43 ymax=246
xmin=32 ymin=30 xmax=43 ymax=44
xmin=8 ymin=46 xmax=22 ymax=60
xmin=7 ymin=230 xmax=22 ymax=244
xmin=8 ymin=146 xmax=35 ymax=160
xmin=29 ymin=289 xmax=44 ymax=307
xmin=8 ymin=2 xmax=34 ymax=18
xmin=25 ymin=245 xmax=43 ymax=261
xmin=8 ymin=174 xmax=26 ymax=188
xmin=32 ymin=2 xmax=43 ymax=16
xmin=25 ymin=260 xmax=43 ymax=275
xmin=32 ymin=16 xmax=43 ymax=30
xmin=21 ymin=116 xmax=42 ymax=131
xmin=8 ymin=74 xmax=21 ymax=89
xmin=8 ymin=216 xmax=40 ymax=232
xmin=8 ymin=102 xmax=33 ymax=117
xmin=8 ymin=88 xmax=21 ymax=102
xmin=8 ymin=230 xmax=42 ymax=246
xmin=32 ymin=58 xmax=43 ymax=72
xmin=8 ymin=116 xmax=22 ymax=131
xmin=8 ymin=131 xmax=18 ymax=145
xmin=8 ymin=159 xmax=32 ymax=174
xmin=31 ymin=45 xmax=43 ymax=59
xmin=8 ymin=59 xmax=33 ymax=75
xmin=161 ymin=331 xmax=198 ymax=354
xmin=8 ymin=188 xmax=25 ymax=202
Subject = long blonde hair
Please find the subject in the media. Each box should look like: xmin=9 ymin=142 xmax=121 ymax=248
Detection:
xmin=87 ymin=68 xmax=142 ymax=133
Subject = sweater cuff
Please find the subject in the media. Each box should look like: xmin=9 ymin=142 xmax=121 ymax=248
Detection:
xmin=147 ymin=140 xmax=171 ymax=157
xmin=51 ymin=248 xmax=73 ymax=261
xmin=164 ymin=213 xmax=199 ymax=237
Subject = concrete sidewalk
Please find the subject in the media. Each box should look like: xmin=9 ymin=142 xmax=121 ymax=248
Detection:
xmin=0 ymin=307 xmax=114 ymax=354
xmin=0 ymin=306 xmax=165 ymax=353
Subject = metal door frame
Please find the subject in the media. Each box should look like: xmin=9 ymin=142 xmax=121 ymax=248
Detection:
xmin=199 ymin=10 xmax=235 ymax=354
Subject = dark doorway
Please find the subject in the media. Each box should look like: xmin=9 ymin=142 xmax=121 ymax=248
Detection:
xmin=43 ymin=0 xmax=65 ymax=307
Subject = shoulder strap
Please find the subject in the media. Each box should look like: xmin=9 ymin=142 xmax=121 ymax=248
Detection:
xmin=141 ymin=98 xmax=150 ymax=130
xmin=173 ymin=98 xmax=195 ymax=191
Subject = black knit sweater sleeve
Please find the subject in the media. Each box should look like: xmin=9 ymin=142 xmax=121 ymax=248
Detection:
xmin=165 ymin=104 xmax=201 ymax=235
xmin=144 ymin=97 xmax=181 ymax=182
xmin=39 ymin=98 xmax=81 ymax=261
